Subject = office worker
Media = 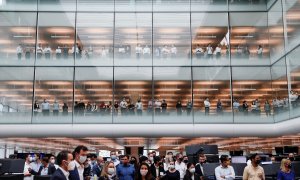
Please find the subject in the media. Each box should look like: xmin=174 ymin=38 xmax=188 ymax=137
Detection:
xmin=150 ymin=156 xmax=165 ymax=179
xmin=184 ymin=163 xmax=201 ymax=180
xmin=257 ymin=45 xmax=263 ymax=59
xmin=242 ymin=100 xmax=248 ymax=115
xmin=277 ymin=159 xmax=295 ymax=180
xmin=186 ymin=100 xmax=193 ymax=116
xmin=16 ymin=44 xmax=23 ymax=60
xmin=165 ymin=161 xmax=180 ymax=180
xmin=25 ymin=45 xmax=31 ymax=60
xmin=63 ymin=44 xmax=69 ymax=59
xmin=92 ymin=156 xmax=104 ymax=177
xmin=161 ymin=99 xmax=168 ymax=115
xmin=31 ymin=157 xmax=56 ymax=176
xmin=30 ymin=153 xmax=42 ymax=173
xmin=195 ymin=154 xmax=206 ymax=177
xmin=204 ymin=98 xmax=210 ymax=115
xmin=53 ymin=100 xmax=60 ymax=116
xmin=170 ymin=44 xmax=177 ymax=58
xmin=264 ymin=101 xmax=271 ymax=117
xmin=136 ymin=43 xmax=143 ymax=59
xmin=99 ymin=161 xmax=118 ymax=180
xmin=24 ymin=154 xmax=33 ymax=180
xmin=244 ymin=45 xmax=250 ymax=59
xmin=44 ymin=44 xmax=51 ymax=59
xmin=215 ymin=44 xmax=222 ymax=59
xmin=176 ymin=100 xmax=183 ymax=116
xmin=135 ymin=99 xmax=143 ymax=116
xmin=143 ymin=45 xmax=151 ymax=58
xmin=70 ymin=145 xmax=89 ymax=180
xmin=175 ymin=153 xmax=187 ymax=180
xmin=215 ymin=155 xmax=235 ymax=180
xmin=51 ymin=151 xmax=74 ymax=180
xmin=56 ymin=46 xmax=62 ymax=59
xmin=206 ymin=43 xmax=213 ymax=59
xmin=243 ymin=154 xmax=265 ymax=180
xmin=161 ymin=45 xmax=169 ymax=59
xmin=195 ymin=45 xmax=204 ymax=59
xmin=36 ymin=43 xmax=43 ymax=59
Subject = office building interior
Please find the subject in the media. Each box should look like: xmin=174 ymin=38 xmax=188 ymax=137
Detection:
xmin=0 ymin=0 xmax=300 ymax=179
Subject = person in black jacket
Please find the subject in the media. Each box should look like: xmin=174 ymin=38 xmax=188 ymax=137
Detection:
xmin=150 ymin=156 xmax=165 ymax=179
xmin=164 ymin=161 xmax=180 ymax=180
xmin=184 ymin=163 xmax=201 ymax=180
xmin=195 ymin=154 xmax=205 ymax=178
xmin=51 ymin=151 xmax=74 ymax=180
xmin=136 ymin=163 xmax=155 ymax=180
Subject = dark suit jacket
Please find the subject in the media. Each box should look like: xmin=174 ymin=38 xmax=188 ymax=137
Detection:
xmin=150 ymin=164 xmax=165 ymax=178
xmin=195 ymin=164 xmax=204 ymax=177
xmin=51 ymin=168 xmax=67 ymax=180
xmin=31 ymin=164 xmax=56 ymax=175
xmin=183 ymin=171 xmax=201 ymax=180
xmin=92 ymin=164 xmax=102 ymax=177
xmin=69 ymin=166 xmax=80 ymax=180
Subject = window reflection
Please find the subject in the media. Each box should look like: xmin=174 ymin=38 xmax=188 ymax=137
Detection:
xmin=230 ymin=12 xmax=270 ymax=66
xmin=116 ymin=0 xmax=152 ymax=12
xmin=284 ymin=0 xmax=300 ymax=51
xmin=153 ymin=0 xmax=190 ymax=11
xmin=76 ymin=13 xmax=114 ymax=66
xmin=37 ymin=13 xmax=75 ymax=66
xmin=0 ymin=67 xmax=34 ymax=124
xmin=0 ymin=12 xmax=36 ymax=66
xmin=229 ymin=0 xmax=267 ymax=11
xmin=38 ymin=0 xmax=76 ymax=11
xmin=191 ymin=0 xmax=228 ymax=11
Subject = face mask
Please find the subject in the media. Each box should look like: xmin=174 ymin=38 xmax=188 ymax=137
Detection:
xmin=67 ymin=161 xmax=75 ymax=171
xmin=169 ymin=165 xmax=175 ymax=169
xmin=87 ymin=160 xmax=92 ymax=165
xmin=189 ymin=168 xmax=195 ymax=174
xmin=287 ymin=164 xmax=292 ymax=169
xmin=130 ymin=160 xmax=135 ymax=164
xmin=79 ymin=156 xmax=87 ymax=164
xmin=111 ymin=155 xmax=117 ymax=160
xmin=50 ymin=159 xmax=55 ymax=164
xmin=108 ymin=168 xmax=115 ymax=175
xmin=178 ymin=158 xmax=183 ymax=161
xmin=100 ymin=163 xmax=105 ymax=167
xmin=149 ymin=157 xmax=154 ymax=162
xmin=32 ymin=157 xmax=36 ymax=162
xmin=140 ymin=170 xmax=148 ymax=176
xmin=183 ymin=160 xmax=188 ymax=164
xmin=255 ymin=160 xmax=261 ymax=164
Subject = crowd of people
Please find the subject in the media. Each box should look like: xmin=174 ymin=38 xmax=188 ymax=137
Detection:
xmin=15 ymin=43 xmax=266 ymax=61
xmin=31 ymin=93 xmax=300 ymax=117
xmin=22 ymin=145 xmax=297 ymax=180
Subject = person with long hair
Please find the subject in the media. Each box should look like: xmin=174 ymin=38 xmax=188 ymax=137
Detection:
xmin=99 ymin=161 xmax=118 ymax=180
xmin=277 ymin=159 xmax=295 ymax=180
xmin=164 ymin=161 xmax=180 ymax=180
xmin=136 ymin=163 xmax=155 ymax=180
xmin=184 ymin=163 xmax=201 ymax=180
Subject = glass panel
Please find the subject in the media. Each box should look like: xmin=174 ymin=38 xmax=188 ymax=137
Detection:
xmin=0 ymin=67 xmax=34 ymax=124
xmin=38 ymin=0 xmax=76 ymax=11
xmin=284 ymin=0 xmax=300 ymax=51
xmin=0 ymin=0 xmax=37 ymax=11
xmin=230 ymin=12 xmax=270 ymax=66
xmin=268 ymin=0 xmax=285 ymax=63
xmin=193 ymin=67 xmax=232 ymax=123
xmin=114 ymin=67 xmax=153 ymax=123
xmin=33 ymin=67 xmax=73 ymax=124
xmin=153 ymin=13 xmax=191 ymax=66
xmin=37 ymin=12 xmax=75 ymax=66
xmin=229 ymin=0 xmax=267 ymax=11
xmin=115 ymin=0 xmax=152 ymax=12
xmin=191 ymin=13 xmax=229 ymax=66
xmin=153 ymin=67 xmax=192 ymax=123
xmin=232 ymin=67 xmax=274 ymax=123
xmin=76 ymin=13 xmax=114 ymax=66
xmin=271 ymin=57 xmax=289 ymax=122
xmin=191 ymin=0 xmax=228 ymax=11
xmin=77 ymin=0 xmax=114 ymax=11
xmin=74 ymin=67 xmax=113 ymax=123
xmin=287 ymin=46 xmax=300 ymax=119
xmin=0 ymin=12 xmax=36 ymax=66
xmin=153 ymin=0 xmax=190 ymax=12
xmin=114 ymin=13 xmax=152 ymax=66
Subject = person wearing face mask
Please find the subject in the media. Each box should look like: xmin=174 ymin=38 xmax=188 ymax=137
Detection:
xmin=30 ymin=154 xmax=42 ymax=173
xmin=215 ymin=155 xmax=235 ymax=180
xmin=92 ymin=156 xmax=104 ymax=177
xmin=183 ymin=156 xmax=189 ymax=165
xmin=277 ymin=159 xmax=295 ymax=180
xmin=148 ymin=152 xmax=154 ymax=165
xmin=70 ymin=145 xmax=89 ymax=180
xmin=130 ymin=156 xmax=139 ymax=172
xmin=31 ymin=157 xmax=56 ymax=176
xmin=195 ymin=154 xmax=206 ymax=178
xmin=175 ymin=153 xmax=187 ymax=180
xmin=165 ymin=161 xmax=180 ymax=180
xmin=110 ymin=151 xmax=120 ymax=167
xmin=99 ymin=162 xmax=117 ymax=180
xmin=51 ymin=151 xmax=74 ymax=180
xmin=136 ymin=163 xmax=155 ymax=180
xmin=50 ymin=155 xmax=59 ymax=169
xmin=117 ymin=155 xmax=135 ymax=180
xmin=164 ymin=152 xmax=174 ymax=171
xmin=243 ymin=154 xmax=265 ymax=180
xmin=83 ymin=159 xmax=92 ymax=180
xmin=150 ymin=156 xmax=165 ymax=179
xmin=24 ymin=154 xmax=33 ymax=180
xmin=183 ymin=163 xmax=201 ymax=180
xmin=288 ymin=153 xmax=295 ymax=162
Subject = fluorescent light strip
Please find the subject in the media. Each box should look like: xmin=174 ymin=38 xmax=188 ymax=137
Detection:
xmin=51 ymin=35 xmax=70 ymax=38
xmin=197 ymin=35 xmax=217 ymax=39
xmin=13 ymin=35 xmax=33 ymax=38
xmin=234 ymin=35 xmax=254 ymax=38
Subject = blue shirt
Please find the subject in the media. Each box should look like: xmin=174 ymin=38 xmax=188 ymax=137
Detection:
xmin=277 ymin=170 xmax=295 ymax=180
xmin=116 ymin=163 xmax=135 ymax=180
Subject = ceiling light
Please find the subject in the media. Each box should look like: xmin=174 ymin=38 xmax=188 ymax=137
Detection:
xmin=234 ymin=35 xmax=254 ymax=38
xmin=13 ymin=35 xmax=33 ymax=38
xmin=194 ymin=88 xmax=219 ymax=91
xmin=51 ymin=35 xmax=70 ymax=38
xmin=197 ymin=35 xmax=217 ymax=39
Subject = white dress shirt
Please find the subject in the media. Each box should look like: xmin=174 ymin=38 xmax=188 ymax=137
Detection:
xmin=215 ymin=165 xmax=235 ymax=180
xmin=17 ymin=46 xmax=23 ymax=53
xmin=204 ymin=100 xmax=211 ymax=107
xmin=175 ymin=161 xmax=187 ymax=180
xmin=58 ymin=167 xmax=70 ymax=180
xmin=24 ymin=162 xmax=32 ymax=180
xmin=74 ymin=160 xmax=84 ymax=180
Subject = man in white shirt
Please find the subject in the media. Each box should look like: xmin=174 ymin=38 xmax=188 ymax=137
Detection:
xmin=120 ymin=98 xmax=128 ymax=115
xmin=16 ymin=44 xmax=23 ymax=60
xmin=175 ymin=153 xmax=187 ymax=180
xmin=215 ymin=155 xmax=235 ymax=180
xmin=70 ymin=145 xmax=89 ymax=180
xmin=170 ymin=44 xmax=177 ymax=58
xmin=44 ymin=44 xmax=52 ymax=60
xmin=24 ymin=154 xmax=33 ymax=180
xmin=36 ymin=43 xmax=43 ymax=59
xmin=30 ymin=154 xmax=42 ymax=173
xmin=135 ymin=44 xmax=143 ymax=59
xmin=243 ymin=154 xmax=265 ymax=180
xmin=56 ymin=46 xmax=62 ymax=60
xmin=110 ymin=151 xmax=120 ymax=167
xmin=233 ymin=100 xmax=240 ymax=113
xmin=204 ymin=98 xmax=210 ymax=115
xmin=143 ymin=45 xmax=151 ymax=58
xmin=206 ymin=43 xmax=213 ymax=59
xmin=51 ymin=150 xmax=74 ymax=180
xmin=41 ymin=99 xmax=50 ymax=116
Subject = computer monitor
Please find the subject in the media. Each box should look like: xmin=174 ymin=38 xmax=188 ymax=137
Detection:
xmin=231 ymin=156 xmax=247 ymax=163
xmin=0 ymin=159 xmax=25 ymax=175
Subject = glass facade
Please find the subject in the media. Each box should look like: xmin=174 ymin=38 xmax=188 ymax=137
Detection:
xmin=0 ymin=0 xmax=299 ymax=124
